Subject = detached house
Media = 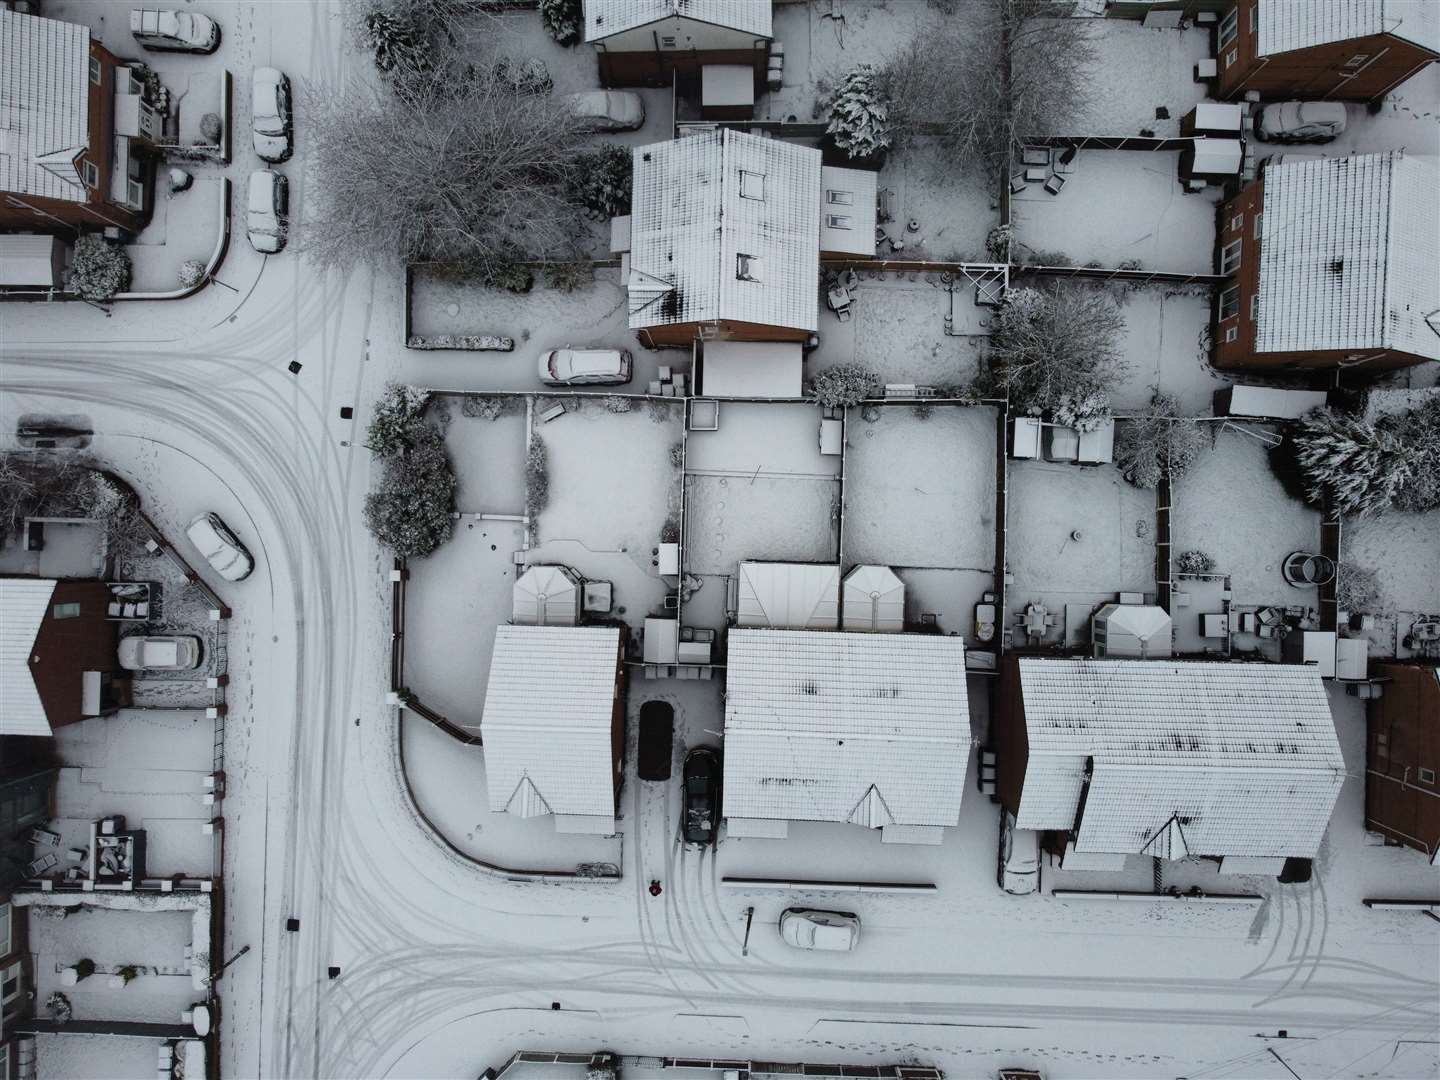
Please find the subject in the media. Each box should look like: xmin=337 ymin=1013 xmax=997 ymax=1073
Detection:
xmin=1365 ymin=663 xmax=1440 ymax=864
xmin=585 ymin=0 xmax=772 ymax=89
xmin=0 ymin=9 xmax=160 ymax=234
xmin=1213 ymin=151 xmax=1440 ymax=373
xmin=997 ymin=657 xmax=1345 ymax=873
xmin=1215 ymin=0 xmax=1439 ymax=103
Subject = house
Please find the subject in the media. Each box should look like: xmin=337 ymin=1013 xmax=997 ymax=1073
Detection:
xmin=0 ymin=9 xmax=162 ymax=235
xmin=479 ymin=625 xmax=625 ymax=835
xmin=584 ymin=0 xmax=772 ymax=89
xmin=1213 ymin=151 xmax=1439 ymax=373
xmin=0 ymin=579 xmax=126 ymax=738
xmin=1215 ymin=0 xmax=1439 ymax=103
xmin=734 ymin=562 xmax=839 ymax=630
xmin=997 ymin=657 xmax=1345 ymax=871
xmin=1365 ymin=663 xmax=1440 ymax=863
xmin=723 ymin=629 xmax=970 ymax=844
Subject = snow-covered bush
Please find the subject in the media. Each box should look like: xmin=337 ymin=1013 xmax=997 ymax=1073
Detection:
xmin=1051 ymin=390 xmax=1111 ymax=434
xmin=544 ymin=260 xmax=593 ymax=293
xmin=810 ymin=364 xmax=879 ymax=408
xmin=525 ymin=437 xmax=550 ymax=521
xmin=1292 ymin=409 xmax=1421 ymax=518
xmin=177 ymin=259 xmax=207 ymax=289
xmin=363 ymin=424 xmax=455 ymax=558
xmin=985 ymin=225 xmax=1012 ymax=263
xmin=366 ymin=383 xmax=432 ymax=457
xmin=1176 ymin=550 xmax=1214 ymax=576
xmin=669 ymin=442 xmax=684 ymax=468
xmin=199 ymin=113 xmax=222 ymax=143
xmin=566 ymin=144 xmax=632 ymax=221
xmin=1114 ymin=393 xmax=1207 ymax=489
xmin=363 ymin=7 xmax=431 ymax=85
xmin=1387 ymin=395 xmax=1440 ymax=512
xmin=825 ymin=65 xmax=892 ymax=163
xmin=1336 ymin=564 xmax=1383 ymax=614
xmin=478 ymin=260 xmax=534 ymax=294
xmin=540 ymin=0 xmax=582 ymax=46
xmin=66 ymin=235 xmax=131 ymax=301
xmin=604 ymin=396 xmax=633 ymax=414
xmin=460 ymin=395 xmax=517 ymax=420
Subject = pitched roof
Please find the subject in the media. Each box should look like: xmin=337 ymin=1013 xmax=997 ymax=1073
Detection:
xmin=584 ymin=0 xmax=771 ymax=43
xmin=629 ymin=129 xmax=820 ymax=334
xmin=1256 ymin=0 xmax=1440 ymax=56
xmin=1257 ymin=152 xmax=1440 ymax=362
xmin=736 ymin=562 xmax=840 ymax=630
xmin=723 ymin=629 xmax=970 ymax=829
xmin=480 ymin=625 xmax=621 ymax=823
xmin=1014 ymin=658 xmax=1345 ymax=859
xmin=0 ymin=10 xmax=91 ymax=203
xmin=0 ymin=578 xmax=58 ymax=736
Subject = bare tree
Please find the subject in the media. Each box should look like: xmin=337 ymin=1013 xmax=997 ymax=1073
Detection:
xmin=882 ymin=0 xmax=1096 ymax=173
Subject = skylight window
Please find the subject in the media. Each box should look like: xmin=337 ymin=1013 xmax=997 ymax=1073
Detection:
xmin=739 ymin=170 xmax=766 ymax=201
xmin=736 ymin=253 xmax=763 ymax=282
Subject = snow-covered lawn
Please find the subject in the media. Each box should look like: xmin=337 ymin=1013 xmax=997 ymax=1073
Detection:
xmin=1341 ymin=508 xmax=1440 ymax=639
xmin=125 ymin=177 xmax=226 ymax=293
xmin=1172 ymin=428 xmax=1321 ymax=608
xmin=438 ymin=401 xmax=528 ymax=515
xmin=35 ymin=1034 xmax=168 ymax=1080
xmin=1108 ymin=285 xmax=1221 ymax=414
xmin=1005 ymin=459 xmax=1157 ymax=638
xmin=1068 ymin=19 xmax=1213 ymax=138
xmin=875 ymin=141 xmax=998 ymax=262
xmin=1012 ymin=150 xmax=1222 ymax=273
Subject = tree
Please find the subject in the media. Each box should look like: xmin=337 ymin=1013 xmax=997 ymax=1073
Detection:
xmin=983 ymin=285 xmax=1126 ymax=423
xmin=881 ymin=0 xmax=1095 ymax=173
xmin=0 ymin=453 xmax=139 ymax=547
xmin=366 ymin=383 xmax=432 ymax=456
xmin=1387 ymin=395 xmax=1440 ymax=512
xmin=66 ymin=235 xmax=131 ymax=301
xmin=810 ymin=364 xmax=879 ymax=408
xmin=1114 ymin=392 xmax=1208 ymax=489
xmin=1291 ymin=409 xmax=1421 ymax=517
xmin=565 ymin=144 xmax=632 ymax=221
xmin=540 ymin=0 xmax=582 ymax=46
xmin=825 ymin=65 xmax=892 ymax=164
xmin=303 ymin=54 xmax=593 ymax=273
xmin=363 ymin=424 xmax=455 ymax=558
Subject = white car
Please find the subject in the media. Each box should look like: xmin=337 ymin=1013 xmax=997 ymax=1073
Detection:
xmin=246 ymin=170 xmax=288 ymax=254
xmin=538 ymin=347 xmax=633 ymax=386
xmin=119 ymin=635 xmax=202 ymax=671
xmin=565 ymin=90 xmax=645 ymax=131
xmin=1255 ymin=101 xmax=1347 ymax=143
xmin=998 ymin=809 xmax=1040 ymax=895
xmin=778 ymin=908 xmax=860 ymax=952
xmin=251 ymin=67 xmax=293 ymax=162
xmin=130 ymin=8 xmax=220 ymax=53
xmin=186 ymin=512 xmax=254 ymax=582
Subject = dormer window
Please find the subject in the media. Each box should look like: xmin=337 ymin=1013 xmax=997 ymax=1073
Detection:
xmin=739 ymin=170 xmax=766 ymax=201
xmin=736 ymin=253 xmax=763 ymax=282
xmin=826 ymin=215 xmax=853 ymax=230
xmin=825 ymin=189 xmax=853 ymax=206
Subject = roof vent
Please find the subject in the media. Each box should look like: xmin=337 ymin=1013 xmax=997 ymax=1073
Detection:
xmin=736 ymin=253 xmax=763 ymax=282
xmin=1328 ymin=258 xmax=1344 ymax=275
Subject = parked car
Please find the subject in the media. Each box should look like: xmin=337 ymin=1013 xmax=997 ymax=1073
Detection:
xmin=565 ymin=90 xmax=645 ymax=131
xmin=186 ymin=512 xmax=254 ymax=582
xmin=998 ymin=809 xmax=1040 ymax=895
xmin=130 ymin=8 xmax=220 ymax=53
xmin=779 ymin=908 xmax=860 ymax=952
xmin=538 ymin=347 xmax=633 ymax=386
xmin=246 ymin=169 xmax=288 ymax=254
xmin=1255 ymin=101 xmax=1347 ymax=143
xmin=495 ymin=57 xmax=552 ymax=95
xmin=118 ymin=635 xmax=202 ymax=671
xmin=251 ymin=67 xmax=293 ymax=162
xmin=682 ymin=746 xmax=721 ymax=845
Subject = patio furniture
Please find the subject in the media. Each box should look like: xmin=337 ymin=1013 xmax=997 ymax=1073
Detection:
xmin=1021 ymin=603 xmax=1050 ymax=639
xmin=1022 ymin=146 xmax=1050 ymax=167
xmin=1202 ymin=612 xmax=1230 ymax=638
xmin=1024 ymin=166 xmax=1047 ymax=183
xmin=1282 ymin=551 xmax=1336 ymax=587
xmin=29 ymin=827 xmax=60 ymax=847
xmin=826 ymin=285 xmax=853 ymax=321
xmin=1044 ymin=173 xmax=1067 ymax=195
xmin=1056 ymin=145 xmax=1078 ymax=170
xmin=539 ymin=401 xmax=567 ymax=424
xmin=1010 ymin=173 xmax=1027 ymax=195
xmin=25 ymin=853 xmax=57 ymax=877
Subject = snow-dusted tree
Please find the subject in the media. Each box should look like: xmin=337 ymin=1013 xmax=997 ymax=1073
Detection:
xmin=363 ymin=424 xmax=455 ymax=558
xmin=540 ymin=0 xmax=582 ymax=46
xmin=810 ymin=364 xmax=879 ymax=408
xmin=177 ymin=259 xmax=207 ymax=289
xmin=565 ymin=144 xmax=632 ymax=221
xmin=825 ymin=65 xmax=892 ymax=164
xmin=66 ymin=235 xmax=131 ymax=301
xmin=1176 ymin=550 xmax=1215 ymax=576
xmin=882 ymin=0 xmax=1095 ymax=172
xmin=1388 ymin=395 xmax=1440 ymax=512
xmin=366 ymin=383 xmax=432 ymax=457
xmin=1336 ymin=564 xmax=1384 ymax=614
xmin=984 ymin=285 xmax=1126 ymax=421
xmin=1292 ymin=409 xmax=1421 ymax=518
xmin=361 ymin=7 xmax=431 ymax=85
xmin=1114 ymin=393 xmax=1207 ymax=489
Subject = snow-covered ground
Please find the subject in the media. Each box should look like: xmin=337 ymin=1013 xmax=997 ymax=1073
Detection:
xmin=34 ymin=1034 xmax=169 ymax=1080
xmin=1067 ymin=19 xmax=1213 ymax=138
xmin=1108 ymin=285 xmax=1222 ymax=414
xmin=1341 ymin=509 xmax=1440 ymax=647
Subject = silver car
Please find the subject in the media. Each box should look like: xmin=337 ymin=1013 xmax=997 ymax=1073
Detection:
xmin=187 ymin=512 xmax=254 ymax=582
xmin=538 ymin=347 xmax=633 ymax=386
xmin=998 ymin=809 xmax=1040 ymax=895
xmin=130 ymin=8 xmax=220 ymax=53
xmin=119 ymin=635 xmax=202 ymax=671
xmin=565 ymin=91 xmax=645 ymax=131
xmin=251 ymin=67 xmax=293 ymax=163
xmin=1255 ymin=101 xmax=1347 ymax=143
xmin=779 ymin=908 xmax=860 ymax=952
xmin=246 ymin=170 xmax=288 ymax=254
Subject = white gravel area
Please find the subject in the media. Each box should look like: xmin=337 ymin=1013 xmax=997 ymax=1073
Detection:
xmin=843 ymin=405 xmax=997 ymax=570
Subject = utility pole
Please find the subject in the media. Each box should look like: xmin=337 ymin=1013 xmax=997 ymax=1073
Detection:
xmin=204 ymin=944 xmax=251 ymax=987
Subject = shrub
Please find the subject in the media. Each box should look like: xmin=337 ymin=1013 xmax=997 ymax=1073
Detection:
xmin=1052 ymin=390 xmax=1111 ymax=434
xmin=66 ymin=235 xmax=131 ymax=301
xmin=1387 ymin=396 xmax=1440 ymax=512
xmin=199 ymin=113 xmax=222 ymax=143
xmin=604 ymin=396 xmax=633 ymax=414
xmin=544 ymin=260 xmax=593 ymax=293
xmin=460 ymin=395 xmax=518 ymax=420
xmin=1114 ymin=393 xmax=1207 ymax=489
xmin=1336 ymin=564 xmax=1383 ymax=614
xmin=1291 ymin=408 xmax=1422 ymax=518
xmin=669 ymin=442 xmax=684 ymax=468
xmin=363 ymin=7 xmax=430 ymax=85
xmin=826 ymin=65 xmax=892 ymax=163
xmin=540 ymin=0 xmax=582 ymax=46
xmin=660 ymin=518 xmax=679 ymax=544
xmin=810 ymin=364 xmax=878 ymax=408
xmin=478 ymin=261 xmax=534 ymax=294
xmin=985 ymin=225 xmax=1012 ymax=263
xmin=525 ymin=436 xmax=549 ymax=520
xmin=1176 ymin=550 xmax=1214 ymax=576
xmin=363 ymin=424 xmax=455 ymax=558
xmin=566 ymin=144 xmax=632 ymax=221
xmin=912 ymin=401 xmax=935 ymax=421
xmin=177 ymin=259 xmax=207 ymax=289
xmin=366 ymin=383 xmax=432 ymax=456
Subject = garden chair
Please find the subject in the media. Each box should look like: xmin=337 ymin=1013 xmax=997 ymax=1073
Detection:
xmin=1044 ymin=173 xmax=1067 ymax=195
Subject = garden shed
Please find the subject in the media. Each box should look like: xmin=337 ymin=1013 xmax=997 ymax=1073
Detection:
xmin=842 ymin=565 xmax=905 ymax=632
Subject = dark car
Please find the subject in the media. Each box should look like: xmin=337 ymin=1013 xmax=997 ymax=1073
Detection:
xmin=637 ymin=700 xmax=674 ymax=782
xmin=682 ymin=746 xmax=721 ymax=845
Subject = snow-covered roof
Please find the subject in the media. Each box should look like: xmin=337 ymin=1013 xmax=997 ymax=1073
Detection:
xmin=842 ymin=565 xmax=904 ymax=632
xmin=512 ymin=565 xmax=582 ymax=626
xmin=481 ymin=625 xmax=621 ymax=825
xmin=1257 ymin=152 xmax=1440 ymax=362
xmin=819 ymin=166 xmax=878 ymax=258
xmin=1256 ymin=0 xmax=1440 ymax=57
xmin=584 ymin=0 xmax=771 ymax=43
xmin=0 ymin=578 xmax=58 ymax=736
xmin=0 ymin=10 xmax=91 ymax=203
xmin=629 ymin=129 xmax=820 ymax=334
xmin=1014 ymin=658 xmax=1345 ymax=859
xmin=723 ymin=630 xmax=970 ymax=831
xmin=735 ymin=562 xmax=839 ymax=630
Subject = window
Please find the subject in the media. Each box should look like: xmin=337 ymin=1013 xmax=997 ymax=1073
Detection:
xmin=1218 ymin=8 xmax=1238 ymax=48
xmin=1220 ymin=239 xmax=1242 ymax=275
xmin=89 ymin=56 xmax=102 ymax=85
xmin=826 ymin=189 xmax=854 ymax=206
xmin=736 ymin=253 xmax=763 ymax=282
xmin=1230 ymin=213 xmax=1244 ymax=232
xmin=1250 ymin=294 xmax=1259 ymax=320
xmin=826 ymin=214 xmax=853 ymax=230
xmin=1219 ymin=285 xmax=1240 ymax=320
xmin=1224 ymin=48 xmax=1239 ymax=67
xmin=738 ymin=170 xmax=766 ymax=201
xmin=1224 ymin=326 xmax=1238 ymax=343
xmin=1343 ymin=53 xmax=1370 ymax=68
xmin=52 ymin=602 xmax=81 ymax=619
xmin=1254 ymin=211 xmax=1263 ymax=238
xmin=127 ymin=178 xmax=145 ymax=208
xmin=82 ymin=160 xmax=99 ymax=188
xmin=1420 ymin=768 xmax=1437 ymax=784
xmin=1248 ymin=6 xmax=1257 ymax=32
